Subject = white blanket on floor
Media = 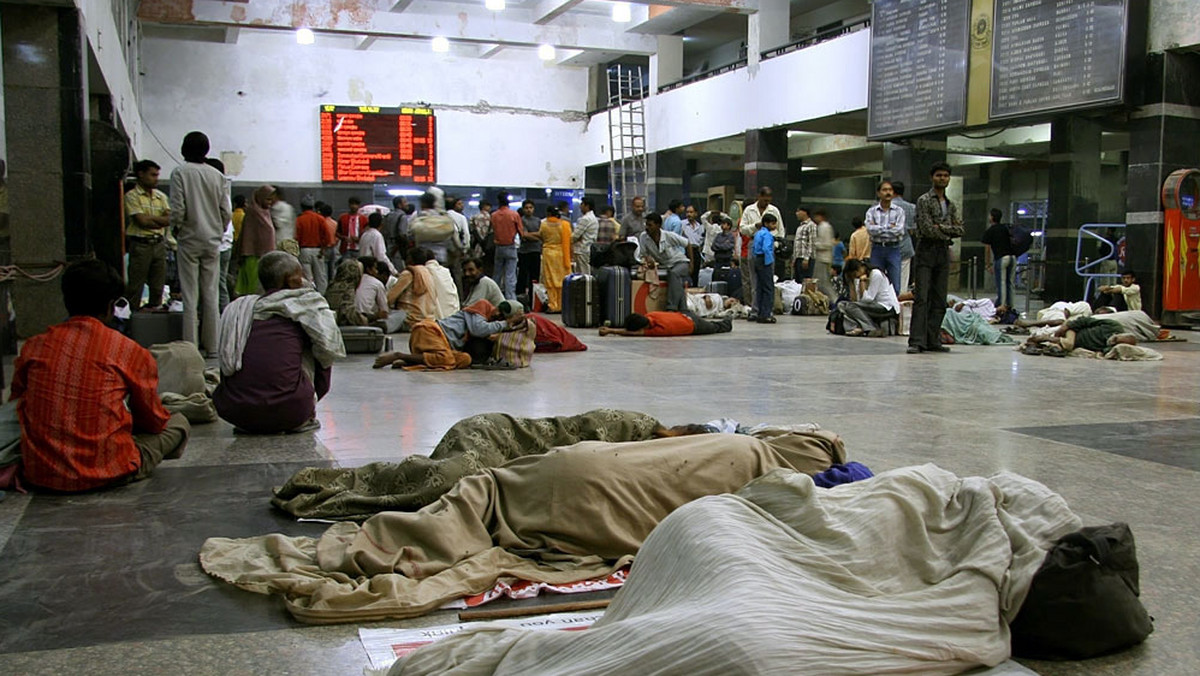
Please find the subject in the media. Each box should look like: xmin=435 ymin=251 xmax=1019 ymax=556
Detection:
xmin=390 ymin=465 xmax=1081 ymax=676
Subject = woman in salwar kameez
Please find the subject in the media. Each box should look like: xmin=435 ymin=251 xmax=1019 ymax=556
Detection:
xmin=538 ymin=207 xmax=572 ymax=312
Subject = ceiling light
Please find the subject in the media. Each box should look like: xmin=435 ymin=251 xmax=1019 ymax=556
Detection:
xmin=538 ymin=44 xmax=555 ymax=60
xmin=432 ymin=36 xmax=450 ymax=52
xmin=611 ymin=2 xmax=631 ymax=22
xmin=296 ymin=27 xmax=315 ymax=45
xmin=485 ymin=0 xmax=505 ymax=10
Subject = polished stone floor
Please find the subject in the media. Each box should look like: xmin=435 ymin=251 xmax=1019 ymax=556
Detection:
xmin=1 ymin=314 xmax=1197 ymax=675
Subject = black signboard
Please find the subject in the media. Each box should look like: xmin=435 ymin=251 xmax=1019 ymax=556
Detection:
xmin=990 ymin=0 xmax=1129 ymax=120
xmin=867 ymin=0 xmax=971 ymax=140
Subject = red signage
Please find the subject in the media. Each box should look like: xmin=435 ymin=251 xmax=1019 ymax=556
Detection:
xmin=320 ymin=105 xmax=436 ymax=184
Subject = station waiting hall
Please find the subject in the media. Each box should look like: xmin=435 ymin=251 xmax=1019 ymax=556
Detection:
xmin=2 ymin=0 xmax=1199 ymax=673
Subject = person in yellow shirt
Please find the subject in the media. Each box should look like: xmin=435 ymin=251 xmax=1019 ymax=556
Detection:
xmin=231 ymin=194 xmax=246 ymax=242
xmin=123 ymin=160 xmax=171 ymax=309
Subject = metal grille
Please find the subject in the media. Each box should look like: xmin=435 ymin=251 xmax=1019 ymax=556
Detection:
xmin=606 ymin=65 xmax=647 ymax=219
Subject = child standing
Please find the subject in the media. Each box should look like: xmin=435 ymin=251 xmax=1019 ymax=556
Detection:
xmin=753 ymin=214 xmax=777 ymax=324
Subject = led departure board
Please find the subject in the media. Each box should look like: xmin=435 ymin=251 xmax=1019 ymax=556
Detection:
xmin=320 ymin=105 xmax=437 ymax=184
xmin=867 ymin=0 xmax=971 ymax=141
xmin=990 ymin=0 xmax=1133 ymax=120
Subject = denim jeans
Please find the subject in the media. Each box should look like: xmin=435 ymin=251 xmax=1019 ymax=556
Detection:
xmin=494 ymin=245 xmax=519 ymax=300
xmin=995 ymin=255 xmax=1015 ymax=308
xmin=870 ymin=243 xmax=903 ymax=295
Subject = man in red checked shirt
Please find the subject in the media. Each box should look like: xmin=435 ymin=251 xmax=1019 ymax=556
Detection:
xmin=10 ymin=260 xmax=190 ymax=492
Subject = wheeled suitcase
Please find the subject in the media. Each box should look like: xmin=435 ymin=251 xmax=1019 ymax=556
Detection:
xmin=705 ymin=280 xmax=728 ymax=295
xmin=340 ymin=326 xmax=386 ymax=354
xmin=698 ymin=267 xmax=714 ymax=288
xmin=713 ymin=266 xmax=742 ymax=300
xmin=596 ymin=265 xmax=632 ymax=327
xmin=562 ymin=273 xmax=600 ymax=328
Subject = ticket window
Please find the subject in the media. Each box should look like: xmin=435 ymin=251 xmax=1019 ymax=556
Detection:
xmin=1161 ymin=169 xmax=1200 ymax=311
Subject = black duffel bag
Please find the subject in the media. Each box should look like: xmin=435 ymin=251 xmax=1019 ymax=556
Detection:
xmin=1010 ymin=522 xmax=1154 ymax=660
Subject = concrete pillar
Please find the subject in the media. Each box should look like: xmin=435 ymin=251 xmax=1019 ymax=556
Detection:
xmin=959 ymin=164 xmax=993 ymax=292
xmin=3 ymin=5 xmax=91 ymax=338
xmin=584 ymin=163 xmax=611 ymax=210
xmin=744 ymin=128 xmax=789 ymax=217
xmin=1044 ymin=117 xmax=1102 ymax=302
xmin=883 ymin=137 xmax=947 ymax=202
xmin=1126 ymin=52 xmax=1200 ymax=320
xmin=646 ymin=150 xmax=684 ymax=212
xmin=649 ymin=35 xmax=683 ymax=92
xmin=747 ymin=0 xmax=790 ymax=70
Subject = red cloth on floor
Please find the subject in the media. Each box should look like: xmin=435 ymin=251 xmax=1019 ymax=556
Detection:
xmin=530 ymin=315 xmax=588 ymax=353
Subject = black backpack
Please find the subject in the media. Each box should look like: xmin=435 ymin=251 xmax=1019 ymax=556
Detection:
xmin=1010 ymin=523 xmax=1153 ymax=660
xmin=1010 ymin=224 xmax=1034 ymax=257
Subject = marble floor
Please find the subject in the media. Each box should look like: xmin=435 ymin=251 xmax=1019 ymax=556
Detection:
xmin=0 ymin=314 xmax=1197 ymax=675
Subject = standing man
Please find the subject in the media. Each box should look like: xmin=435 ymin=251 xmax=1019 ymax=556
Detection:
xmin=295 ymin=197 xmax=334 ymax=292
xmin=663 ymin=200 xmax=685 ymax=235
xmin=621 ymin=196 xmax=647 ymax=240
xmin=908 ymin=162 xmax=964 ymax=354
xmin=447 ymin=196 xmax=472 ymax=294
xmin=811 ymin=208 xmax=836 ymax=300
xmin=271 ymin=187 xmax=297 ymax=254
xmin=517 ymin=199 xmax=542 ymax=302
xmin=169 ymin=131 xmax=230 ymax=356
xmin=470 ymin=199 xmax=494 ymax=275
xmin=681 ymin=204 xmax=706 ymax=284
xmin=383 ymin=196 xmax=409 ymax=271
xmin=864 ymin=180 xmax=906 ymax=294
xmin=791 ymin=206 xmax=816 ymax=282
xmin=638 ymin=213 xmax=691 ymax=312
xmin=338 ymin=197 xmax=365 ymax=262
xmin=490 ymin=192 xmax=523 ymax=300
xmin=572 ymin=197 xmax=599 ymax=274
xmin=124 ymin=159 xmax=171 ymax=310
xmin=891 ymin=181 xmax=917 ymax=293
xmin=739 ymin=186 xmax=784 ymax=313
xmin=981 ymin=208 xmax=1016 ymax=312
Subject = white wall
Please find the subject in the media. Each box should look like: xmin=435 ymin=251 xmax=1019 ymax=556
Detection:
xmin=139 ymin=33 xmax=592 ymax=187
xmin=584 ymin=29 xmax=870 ymax=166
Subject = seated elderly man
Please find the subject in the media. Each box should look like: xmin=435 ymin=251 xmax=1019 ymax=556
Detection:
xmin=372 ymin=299 xmax=525 ymax=370
xmin=214 ymin=251 xmax=346 ymax=434
xmin=461 ymin=257 xmax=504 ymax=307
xmin=600 ymin=310 xmax=732 ymax=337
xmin=11 ymin=260 xmax=190 ymax=491
xmin=386 ymin=247 xmax=444 ymax=330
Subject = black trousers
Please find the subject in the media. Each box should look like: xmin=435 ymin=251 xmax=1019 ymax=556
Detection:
xmin=909 ymin=242 xmax=950 ymax=349
xmin=517 ymin=251 xmax=541 ymax=301
xmin=683 ymin=310 xmax=733 ymax=335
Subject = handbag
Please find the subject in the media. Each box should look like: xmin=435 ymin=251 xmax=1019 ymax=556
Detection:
xmin=1010 ymin=523 xmax=1154 ymax=660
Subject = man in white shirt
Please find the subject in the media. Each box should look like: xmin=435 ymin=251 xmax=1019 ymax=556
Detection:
xmin=169 ymin=131 xmax=232 ymax=356
xmin=357 ymin=213 xmax=398 ymax=276
xmin=837 ymin=259 xmax=900 ymax=337
xmin=572 ymin=197 xmax=599 ymax=274
xmin=271 ymin=187 xmax=297 ymax=253
xmin=701 ymin=210 xmax=729 ymax=263
xmin=739 ymin=187 xmax=784 ymax=313
xmin=447 ymin=196 xmax=472 ymax=294
xmin=864 ymin=181 xmax=906 ymax=295
xmin=426 ymin=258 xmax=461 ymax=318
xmin=356 ymin=256 xmax=406 ymax=333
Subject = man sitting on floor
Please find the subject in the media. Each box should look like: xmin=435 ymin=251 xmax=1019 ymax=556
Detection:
xmin=372 ymin=299 xmax=525 ymax=370
xmin=1094 ymin=270 xmax=1142 ymax=312
xmin=11 ymin=259 xmax=190 ymax=491
xmin=386 ymin=247 xmax=442 ymax=331
xmin=214 ymin=251 xmax=346 ymax=434
xmin=599 ymin=310 xmax=732 ymax=337
xmin=461 ymin=257 xmax=504 ymax=307
xmin=356 ymin=256 xmax=406 ymax=333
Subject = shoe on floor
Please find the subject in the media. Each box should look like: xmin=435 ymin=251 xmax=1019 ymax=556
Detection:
xmin=906 ymin=345 xmax=924 ymax=354
xmin=846 ymin=328 xmax=865 ymax=337
xmin=930 ymin=345 xmax=951 ymax=353
xmin=868 ymin=327 xmax=888 ymax=338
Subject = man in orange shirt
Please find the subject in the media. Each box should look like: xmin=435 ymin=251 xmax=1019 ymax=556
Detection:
xmin=11 ymin=260 xmax=190 ymax=492
xmin=599 ymin=310 xmax=732 ymax=337
xmin=295 ymin=197 xmax=336 ymax=292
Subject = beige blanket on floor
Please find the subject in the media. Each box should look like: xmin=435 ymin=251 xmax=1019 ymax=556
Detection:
xmin=391 ymin=465 xmax=1082 ymax=676
xmin=200 ymin=431 xmax=843 ymax=624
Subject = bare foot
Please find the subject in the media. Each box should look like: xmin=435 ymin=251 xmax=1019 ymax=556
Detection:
xmin=374 ymin=352 xmax=402 ymax=369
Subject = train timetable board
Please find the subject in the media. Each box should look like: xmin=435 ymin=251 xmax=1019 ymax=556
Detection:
xmin=867 ymin=0 xmax=971 ymax=141
xmin=989 ymin=0 xmax=1131 ymax=121
xmin=320 ymin=105 xmax=437 ymax=184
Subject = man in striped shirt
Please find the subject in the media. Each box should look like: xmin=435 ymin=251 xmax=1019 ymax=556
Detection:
xmin=11 ymin=260 xmax=190 ymax=492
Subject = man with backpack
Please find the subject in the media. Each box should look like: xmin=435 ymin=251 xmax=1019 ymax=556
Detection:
xmin=981 ymin=208 xmax=1016 ymax=312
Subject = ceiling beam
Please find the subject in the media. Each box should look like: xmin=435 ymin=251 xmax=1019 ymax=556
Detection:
xmin=139 ymin=0 xmax=659 ymax=54
xmin=626 ymin=5 xmax=728 ymax=35
xmin=478 ymin=43 xmax=505 ymax=58
xmin=356 ymin=35 xmax=378 ymax=50
xmin=223 ymin=27 xmax=240 ymax=43
xmin=532 ymin=0 xmax=585 ymax=25
xmin=390 ymin=0 xmax=416 ymax=12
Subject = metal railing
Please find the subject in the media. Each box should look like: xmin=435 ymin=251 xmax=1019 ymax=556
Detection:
xmin=1075 ymin=224 xmax=1125 ymax=300
xmin=658 ymin=59 xmax=748 ymax=94
xmin=761 ymin=17 xmax=871 ymax=61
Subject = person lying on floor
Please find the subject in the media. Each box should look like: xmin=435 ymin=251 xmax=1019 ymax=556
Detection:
xmin=214 ymin=251 xmax=346 ymax=434
xmin=200 ymin=428 xmax=845 ymax=623
xmin=11 ymin=259 xmax=191 ymax=492
xmin=948 ymin=294 xmax=998 ymax=321
xmin=836 ymin=259 xmax=901 ymax=336
xmin=272 ymin=409 xmax=710 ymax=519
xmin=684 ymin=291 xmax=749 ymax=319
xmin=1092 ymin=307 xmax=1160 ymax=341
xmin=372 ymin=299 xmax=525 ymax=370
xmin=1016 ymin=300 xmax=1092 ymax=328
xmin=1022 ymin=314 xmax=1137 ymax=356
xmin=598 ymin=310 xmax=732 ymax=337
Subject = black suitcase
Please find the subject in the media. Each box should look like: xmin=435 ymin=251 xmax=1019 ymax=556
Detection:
xmin=714 ymin=266 xmax=743 ymax=299
xmin=562 ymin=273 xmax=600 ymax=328
xmin=595 ymin=266 xmax=632 ymax=327
xmin=125 ymin=311 xmax=184 ymax=348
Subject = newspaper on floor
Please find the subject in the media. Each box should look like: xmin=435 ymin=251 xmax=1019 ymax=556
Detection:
xmin=439 ymin=566 xmax=629 ymax=610
xmin=360 ymin=611 xmax=604 ymax=671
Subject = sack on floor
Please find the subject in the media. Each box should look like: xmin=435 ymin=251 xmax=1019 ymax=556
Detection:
xmin=1010 ymin=523 xmax=1154 ymax=660
xmin=826 ymin=307 xmax=845 ymax=335
xmin=791 ymin=296 xmax=809 ymax=316
xmin=802 ymin=290 xmax=830 ymax=315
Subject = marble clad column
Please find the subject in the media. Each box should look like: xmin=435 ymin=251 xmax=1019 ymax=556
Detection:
xmin=883 ymin=137 xmax=947 ymax=204
xmin=646 ymin=150 xmax=684 ymax=214
xmin=744 ymin=129 xmax=788 ymax=217
xmin=1126 ymin=52 xmax=1200 ymax=320
xmin=1044 ymin=117 xmax=1102 ymax=303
